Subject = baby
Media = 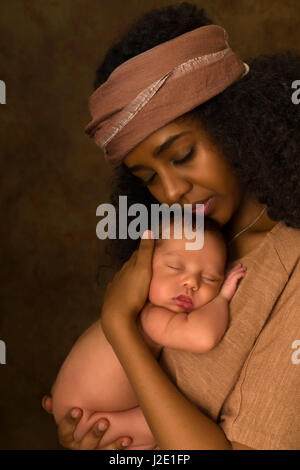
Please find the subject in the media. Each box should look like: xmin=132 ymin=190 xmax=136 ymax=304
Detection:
xmin=50 ymin=215 xmax=246 ymax=450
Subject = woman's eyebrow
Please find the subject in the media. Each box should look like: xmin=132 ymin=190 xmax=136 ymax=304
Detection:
xmin=152 ymin=131 xmax=192 ymax=157
xmin=127 ymin=131 xmax=192 ymax=171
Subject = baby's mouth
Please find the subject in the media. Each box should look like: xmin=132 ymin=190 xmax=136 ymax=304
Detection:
xmin=173 ymin=295 xmax=194 ymax=310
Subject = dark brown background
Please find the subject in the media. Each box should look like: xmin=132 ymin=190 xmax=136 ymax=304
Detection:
xmin=1 ymin=0 xmax=299 ymax=450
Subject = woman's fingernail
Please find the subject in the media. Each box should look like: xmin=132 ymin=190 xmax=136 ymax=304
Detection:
xmin=142 ymin=230 xmax=154 ymax=239
xmin=71 ymin=409 xmax=80 ymax=419
xmin=98 ymin=420 xmax=108 ymax=431
xmin=121 ymin=438 xmax=131 ymax=447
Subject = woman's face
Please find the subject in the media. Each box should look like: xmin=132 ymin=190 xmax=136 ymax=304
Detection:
xmin=123 ymin=118 xmax=243 ymax=228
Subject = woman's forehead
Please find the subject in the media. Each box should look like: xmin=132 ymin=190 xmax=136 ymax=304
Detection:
xmin=123 ymin=119 xmax=198 ymax=166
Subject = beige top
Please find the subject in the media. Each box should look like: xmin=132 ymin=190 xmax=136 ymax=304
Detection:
xmin=156 ymin=220 xmax=300 ymax=450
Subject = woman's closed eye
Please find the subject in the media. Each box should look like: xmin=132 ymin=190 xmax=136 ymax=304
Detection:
xmin=142 ymin=147 xmax=195 ymax=186
xmin=173 ymin=147 xmax=195 ymax=166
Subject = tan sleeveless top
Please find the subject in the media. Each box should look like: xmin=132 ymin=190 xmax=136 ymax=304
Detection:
xmin=156 ymin=220 xmax=300 ymax=449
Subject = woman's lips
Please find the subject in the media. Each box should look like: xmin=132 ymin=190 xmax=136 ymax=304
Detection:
xmin=191 ymin=197 xmax=215 ymax=216
xmin=173 ymin=295 xmax=194 ymax=310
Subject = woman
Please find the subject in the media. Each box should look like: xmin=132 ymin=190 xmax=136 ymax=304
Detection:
xmin=42 ymin=2 xmax=300 ymax=449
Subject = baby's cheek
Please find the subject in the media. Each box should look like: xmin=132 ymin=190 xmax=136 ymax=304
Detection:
xmin=148 ymin=279 xmax=159 ymax=304
xmin=148 ymin=278 xmax=167 ymax=305
xmin=204 ymin=283 xmax=221 ymax=301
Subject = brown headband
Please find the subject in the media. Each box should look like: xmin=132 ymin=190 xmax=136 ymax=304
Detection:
xmin=84 ymin=24 xmax=249 ymax=165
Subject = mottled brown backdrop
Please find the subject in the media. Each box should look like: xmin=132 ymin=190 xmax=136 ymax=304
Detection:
xmin=0 ymin=0 xmax=299 ymax=449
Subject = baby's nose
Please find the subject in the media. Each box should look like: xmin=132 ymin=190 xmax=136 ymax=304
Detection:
xmin=183 ymin=276 xmax=200 ymax=290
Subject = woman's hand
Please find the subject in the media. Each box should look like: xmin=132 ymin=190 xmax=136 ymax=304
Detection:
xmin=41 ymin=395 xmax=132 ymax=450
xmin=101 ymin=230 xmax=155 ymax=337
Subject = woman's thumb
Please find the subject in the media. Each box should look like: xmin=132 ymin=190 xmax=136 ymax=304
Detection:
xmin=137 ymin=230 xmax=155 ymax=261
xmin=141 ymin=229 xmax=154 ymax=240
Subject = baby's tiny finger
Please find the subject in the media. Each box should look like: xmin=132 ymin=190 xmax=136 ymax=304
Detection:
xmin=237 ymin=272 xmax=247 ymax=279
xmin=235 ymin=266 xmax=247 ymax=272
xmin=231 ymin=263 xmax=242 ymax=270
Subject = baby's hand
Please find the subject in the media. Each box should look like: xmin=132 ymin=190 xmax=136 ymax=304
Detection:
xmin=219 ymin=263 xmax=247 ymax=302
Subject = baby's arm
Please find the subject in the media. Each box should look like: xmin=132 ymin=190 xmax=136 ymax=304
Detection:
xmin=140 ymin=264 xmax=247 ymax=353
xmin=140 ymin=298 xmax=227 ymax=353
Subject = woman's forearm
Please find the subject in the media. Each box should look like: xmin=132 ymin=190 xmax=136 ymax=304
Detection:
xmin=104 ymin=317 xmax=232 ymax=450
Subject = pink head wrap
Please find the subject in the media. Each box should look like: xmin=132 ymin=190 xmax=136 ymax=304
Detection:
xmin=84 ymin=24 xmax=249 ymax=165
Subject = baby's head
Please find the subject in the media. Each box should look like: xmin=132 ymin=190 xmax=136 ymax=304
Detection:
xmin=148 ymin=215 xmax=227 ymax=312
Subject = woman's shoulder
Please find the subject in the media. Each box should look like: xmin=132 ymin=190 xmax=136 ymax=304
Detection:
xmin=228 ymin=220 xmax=300 ymax=281
xmin=227 ymin=220 xmax=300 ymax=333
xmin=269 ymin=220 xmax=300 ymax=274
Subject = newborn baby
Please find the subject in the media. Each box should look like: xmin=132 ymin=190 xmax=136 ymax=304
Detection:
xmin=50 ymin=216 xmax=246 ymax=450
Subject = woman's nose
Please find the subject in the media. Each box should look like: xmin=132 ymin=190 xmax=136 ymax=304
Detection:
xmin=161 ymin=172 xmax=190 ymax=206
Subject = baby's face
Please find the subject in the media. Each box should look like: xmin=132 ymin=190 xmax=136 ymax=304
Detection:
xmin=148 ymin=230 xmax=226 ymax=313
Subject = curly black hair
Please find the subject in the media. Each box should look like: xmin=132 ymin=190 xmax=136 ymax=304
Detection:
xmin=93 ymin=1 xmax=300 ymax=276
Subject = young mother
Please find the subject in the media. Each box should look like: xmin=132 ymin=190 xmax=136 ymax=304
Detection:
xmin=42 ymin=3 xmax=300 ymax=450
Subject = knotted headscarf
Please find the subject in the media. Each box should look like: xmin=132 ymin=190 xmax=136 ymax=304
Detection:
xmin=84 ymin=24 xmax=249 ymax=165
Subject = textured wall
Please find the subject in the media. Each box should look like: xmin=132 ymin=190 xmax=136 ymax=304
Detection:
xmin=1 ymin=0 xmax=299 ymax=449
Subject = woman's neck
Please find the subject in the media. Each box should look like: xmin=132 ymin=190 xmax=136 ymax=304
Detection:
xmin=222 ymin=191 xmax=278 ymax=262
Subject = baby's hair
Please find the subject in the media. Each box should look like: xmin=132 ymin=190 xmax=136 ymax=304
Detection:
xmin=202 ymin=216 xmax=227 ymax=250
xmin=198 ymin=215 xmax=223 ymax=237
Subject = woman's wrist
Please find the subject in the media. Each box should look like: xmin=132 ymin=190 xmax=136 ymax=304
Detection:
xmin=136 ymin=314 xmax=163 ymax=356
xmin=101 ymin=307 xmax=137 ymax=340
